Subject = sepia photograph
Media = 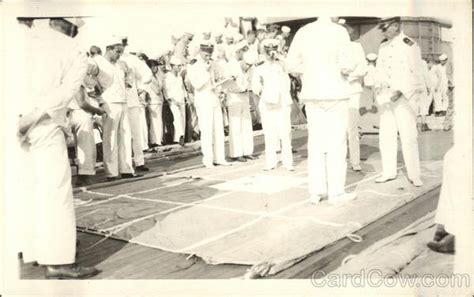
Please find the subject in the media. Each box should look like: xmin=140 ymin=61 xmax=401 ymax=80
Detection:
xmin=1 ymin=1 xmax=472 ymax=296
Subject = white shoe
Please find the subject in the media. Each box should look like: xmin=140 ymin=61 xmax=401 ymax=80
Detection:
xmin=309 ymin=194 xmax=322 ymax=205
xmin=328 ymin=192 xmax=357 ymax=205
xmin=375 ymin=175 xmax=397 ymax=183
xmin=215 ymin=161 xmax=231 ymax=166
xmin=352 ymin=165 xmax=362 ymax=172
xmin=204 ymin=163 xmax=215 ymax=169
xmin=410 ymin=178 xmax=423 ymax=187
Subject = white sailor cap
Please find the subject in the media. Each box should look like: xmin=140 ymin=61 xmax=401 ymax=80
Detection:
xmin=366 ymin=53 xmax=377 ymax=61
xmin=439 ymin=54 xmax=448 ymax=61
xmin=104 ymin=35 xmax=124 ymax=48
xmin=281 ymin=26 xmax=291 ymax=33
xmin=233 ymin=40 xmax=249 ymax=52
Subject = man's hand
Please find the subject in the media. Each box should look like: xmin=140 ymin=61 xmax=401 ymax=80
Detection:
xmin=370 ymin=105 xmax=378 ymax=114
xmin=18 ymin=109 xmax=46 ymax=135
xmin=390 ymin=90 xmax=403 ymax=102
xmin=359 ymin=107 xmax=368 ymax=116
xmin=95 ymin=107 xmax=107 ymax=116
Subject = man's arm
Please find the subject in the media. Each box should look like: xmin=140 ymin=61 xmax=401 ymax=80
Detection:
xmin=41 ymin=51 xmax=89 ymax=117
xmin=286 ymin=28 xmax=304 ymax=74
xmin=75 ymin=86 xmax=106 ymax=115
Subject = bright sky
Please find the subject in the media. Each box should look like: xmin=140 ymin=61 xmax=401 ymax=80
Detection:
xmin=76 ymin=16 xmax=234 ymax=57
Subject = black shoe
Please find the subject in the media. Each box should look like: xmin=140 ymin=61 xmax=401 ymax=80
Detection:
xmin=45 ymin=264 xmax=101 ymax=280
xmin=422 ymin=123 xmax=431 ymax=132
xmin=234 ymin=156 xmax=247 ymax=162
xmin=433 ymin=225 xmax=449 ymax=242
xmin=292 ymin=148 xmax=298 ymax=153
xmin=136 ymin=165 xmax=149 ymax=172
xmin=121 ymin=173 xmax=143 ymax=179
xmin=75 ymin=175 xmax=93 ymax=187
xmin=244 ymin=155 xmax=258 ymax=160
xmin=179 ymin=136 xmax=185 ymax=146
xmin=427 ymin=234 xmax=455 ymax=254
xmin=106 ymin=176 xmax=120 ymax=182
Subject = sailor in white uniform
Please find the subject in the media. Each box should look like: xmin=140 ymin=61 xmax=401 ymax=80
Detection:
xmin=373 ymin=17 xmax=424 ymax=187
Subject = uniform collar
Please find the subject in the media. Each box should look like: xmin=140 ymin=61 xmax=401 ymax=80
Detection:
xmin=392 ymin=31 xmax=407 ymax=44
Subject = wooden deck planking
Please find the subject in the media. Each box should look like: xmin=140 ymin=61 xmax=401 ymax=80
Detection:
xmin=20 ymin=186 xmax=438 ymax=279
xmin=19 ymin=130 xmax=451 ymax=280
xmin=267 ymin=186 xmax=440 ymax=279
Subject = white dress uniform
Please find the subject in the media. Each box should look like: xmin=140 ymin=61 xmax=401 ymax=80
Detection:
xmin=68 ymin=91 xmax=97 ymax=175
xmin=164 ymin=71 xmax=187 ymax=142
xmin=286 ymin=18 xmax=355 ymax=200
xmin=97 ymin=56 xmax=135 ymax=177
xmin=224 ymin=58 xmax=254 ymax=158
xmin=143 ymin=73 xmax=165 ymax=145
xmin=435 ymin=63 xmax=449 ymax=112
xmin=346 ymin=41 xmax=368 ymax=170
xmin=374 ymin=32 xmax=424 ymax=183
xmin=418 ymin=59 xmax=433 ymax=117
xmin=429 ymin=63 xmax=442 ymax=113
xmin=136 ymin=60 xmax=153 ymax=151
xmin=121 ymin=54 xmax=152 ymax=167
xmin=252 ymin=60 xmax=293 ymax=170
xmin=187 ymin=56 xmax=227 ymax=167
xmin=9 ymin=21 xmax=88 ymax=265
xmin=434 ymin=147 xmax=467 ymax=236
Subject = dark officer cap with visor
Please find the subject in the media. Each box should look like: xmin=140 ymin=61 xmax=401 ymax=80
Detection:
xmin=378 ymin=17 xmax=401 ymax=30
xmin=261 ymin=39 xmax=279 ymax=51
xmin=200 ymin=43 xmax=214 ymax=54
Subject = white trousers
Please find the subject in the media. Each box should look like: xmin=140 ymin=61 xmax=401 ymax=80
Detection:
xmin=128 ymin=106 xmax=146 ymax=167
xmin=378 ymin=96 xmax=421 ymax=180
xmin=433 ymin=87 xmax=448 ymax=112
xmin=418 ymin=90 xmax=433 ymax=116
xmin=139 ymin=106 xmax=149 ymax=150
xmin=170 ymin=103 xmax=186 ymax=142
xmin=347 ymin=93 xmax=361 ymax=168
xmin=70 ymin=109 xmax=96 ymax=175
xmin=306 ymin=100 xmax=348 ymax=197
xmin=195 ymin=104 xmax=226 ymax=166
xmin=259 ymin=102 xmax=293 ymax=169
xmin=28 ymin=121 xmax=76 ymax=265
xmin=228 ymin=100 xmax=254 ymax=158
xmin=434 ymin=147 xmax=456 ymax=234
xmin=102 ymin=103 xmax=134 ymax=177
xmin=148 ymin=103 xmax=163 ymax=145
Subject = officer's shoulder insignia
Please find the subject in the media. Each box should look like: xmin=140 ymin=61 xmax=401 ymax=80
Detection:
xmin=189 ymin=59 xmax=197 ymax=65
xmin=403 ymin=37 xmax=415 ymax=46
xmin=380 ymin=38 xmax=388 ymax=44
